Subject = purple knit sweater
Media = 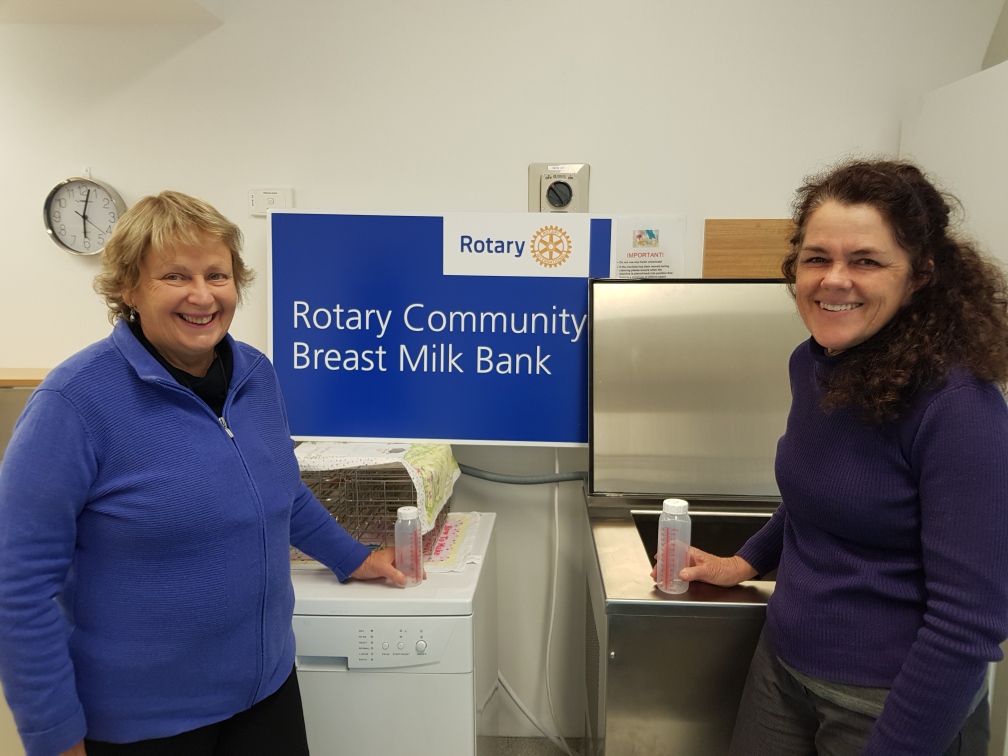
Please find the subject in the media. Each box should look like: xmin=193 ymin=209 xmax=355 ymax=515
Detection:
xmin=737 ymin=338 xmax=1008 ymax=755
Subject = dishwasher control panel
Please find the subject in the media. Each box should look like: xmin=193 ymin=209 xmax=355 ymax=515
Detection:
xmin=293 ymin=614 xmax=474 ymax=672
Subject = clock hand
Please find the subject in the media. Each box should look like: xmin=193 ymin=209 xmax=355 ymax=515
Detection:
xmin=80 ymin=214 xmax=110 ymax=236
xmin=73 ymin=212 xmax=112 ymax=245
xmin=81 ymin=189 xmax=91 ymax=238
xmin=74 ymin=210 xmax=100 ymax=236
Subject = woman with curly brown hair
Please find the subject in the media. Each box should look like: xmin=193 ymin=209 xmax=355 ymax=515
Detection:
xmin=680 ymin=159 xmax=1008 ymax=755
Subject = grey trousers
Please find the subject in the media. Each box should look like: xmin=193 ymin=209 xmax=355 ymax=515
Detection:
xmin=729 ymin=628 xmax=989 ymax=756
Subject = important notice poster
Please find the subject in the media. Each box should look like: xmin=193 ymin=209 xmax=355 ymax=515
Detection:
xmin=268 ymin=212 xmax=612 ymax=444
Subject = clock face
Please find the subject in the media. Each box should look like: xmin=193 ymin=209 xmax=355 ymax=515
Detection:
xmin=44 ymin=178 xmax=126 ymax=255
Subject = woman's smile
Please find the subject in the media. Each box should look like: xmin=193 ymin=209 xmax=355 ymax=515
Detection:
xmin=819 ymin=302 xmax=861 ymax=312
xmin=179 ymin=313 xmax=217 ymax=326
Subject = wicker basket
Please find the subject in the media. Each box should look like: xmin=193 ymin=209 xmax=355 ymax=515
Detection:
xmin=294 ymin=463 xmax=449 ymax=562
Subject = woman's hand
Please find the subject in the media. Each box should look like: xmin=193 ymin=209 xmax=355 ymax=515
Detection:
xmin=650 ymin=547 xmax=757 ymax=588
xmin=350 ymin=548 xmax=421 ymax=585
xmin=60 ymin=742 xmax=86 ymax=756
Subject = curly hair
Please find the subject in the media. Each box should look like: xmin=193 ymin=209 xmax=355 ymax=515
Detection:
xmin=782 ymin=158 xmax=1008 ymax=423
xmin=93 ymin=191 xmax=254 ymax=323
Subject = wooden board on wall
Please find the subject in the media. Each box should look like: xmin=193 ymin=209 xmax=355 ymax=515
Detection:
xmin=0 ymin=369 xmax=47 ymax=388
xmin=702 ymin=219 xmax=793 ymax=279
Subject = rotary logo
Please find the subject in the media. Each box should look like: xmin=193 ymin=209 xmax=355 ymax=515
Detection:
xmin=529 ymin=225 xmax=572 ymax=269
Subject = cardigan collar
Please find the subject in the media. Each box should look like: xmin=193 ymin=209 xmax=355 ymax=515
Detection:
xmin=111 ymin=318 xmax=257 ymax=392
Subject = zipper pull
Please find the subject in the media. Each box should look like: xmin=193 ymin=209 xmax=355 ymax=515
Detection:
xmin=219 ymin=416 xmax=234 ymax=439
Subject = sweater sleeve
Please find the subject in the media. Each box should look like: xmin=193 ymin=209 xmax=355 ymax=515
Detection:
xmin=288 ymin=483 xmax=371 ymax=581
xmin=735 ymin=342 xmax=799 ymax=577
xmin=736 ymin=504 xmax=786 ymax=577
xmin=864 ymin=382 xmax=1008 ymax=755
xmin=0 ymin=390 xmax=92 ymax=756
xmin=263 ymin=366 xmax=371 ymax=581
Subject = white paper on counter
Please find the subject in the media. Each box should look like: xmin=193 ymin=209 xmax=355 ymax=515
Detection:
xmin=425 ymin=512 xmax=482 ymax=573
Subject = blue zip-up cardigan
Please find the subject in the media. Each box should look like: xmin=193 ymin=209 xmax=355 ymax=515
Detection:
xmin=0 ymin=320 xmax=371 ymax=756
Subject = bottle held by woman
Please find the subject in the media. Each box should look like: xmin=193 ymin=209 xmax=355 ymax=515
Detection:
xmin=394 ymin=506 xmax=424 ymax=587
xmin=656 ymin=498 xmax=691 ymax=594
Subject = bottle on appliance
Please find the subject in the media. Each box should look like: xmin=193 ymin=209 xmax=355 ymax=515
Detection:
xmin=656 ymin=498 xmax=691 ymax=594
xmin=394 ymin=505 xmax=423 ymax=587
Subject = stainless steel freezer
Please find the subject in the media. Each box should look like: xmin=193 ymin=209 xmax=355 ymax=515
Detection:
xmin=583 ymin=280 xmax=810 ymax=755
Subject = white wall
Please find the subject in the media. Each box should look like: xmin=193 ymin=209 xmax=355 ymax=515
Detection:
xmin=1 ymin=0 xmax=1003 ymax=738
xmin=901 ymin=60 xmax=1008 ymax=268
xmin=984 ymin=0 xmax=1008 ymax=68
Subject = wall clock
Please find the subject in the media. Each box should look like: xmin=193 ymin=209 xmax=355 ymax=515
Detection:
xmin=43 ymin=177 xmax=127 ymax=255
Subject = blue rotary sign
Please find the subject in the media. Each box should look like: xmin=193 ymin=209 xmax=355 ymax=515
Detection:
xmin=269 ymin=211 xmax=612 ymax=444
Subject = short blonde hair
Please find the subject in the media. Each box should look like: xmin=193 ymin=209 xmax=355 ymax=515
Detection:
xmin=94 ymin=190 xmax=254 ymax=323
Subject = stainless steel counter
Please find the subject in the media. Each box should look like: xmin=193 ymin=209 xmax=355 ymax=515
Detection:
xmin=584 ymin=491 xmax=777 ymax=755
xmin=583 ymin=280 xmax=800 ymax=753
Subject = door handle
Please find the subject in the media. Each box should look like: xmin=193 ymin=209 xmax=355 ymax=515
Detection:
xmin=295 ymin=655 xmax=349 ymax=672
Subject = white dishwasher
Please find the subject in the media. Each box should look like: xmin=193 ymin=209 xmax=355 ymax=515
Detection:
xmin=291 ymin=512 xmax=498 ymax=756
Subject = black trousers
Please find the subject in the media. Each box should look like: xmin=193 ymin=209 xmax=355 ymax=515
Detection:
xmin=84 ymin=666 xmax=310 ymax=756
xmin=730 ymin=628 xmax=989 ymax=756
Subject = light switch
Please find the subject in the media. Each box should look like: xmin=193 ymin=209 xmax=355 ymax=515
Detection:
xmin=249 ymin=187 xmax=293 ymax=217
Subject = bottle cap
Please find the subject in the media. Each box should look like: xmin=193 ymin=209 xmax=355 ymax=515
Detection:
xmin=662 ymin=498 xmax=689 ymax=514
xmin=397 ymin=505 xmax=420 ymax=520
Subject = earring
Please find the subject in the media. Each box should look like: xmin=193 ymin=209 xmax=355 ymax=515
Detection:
xmin=126 ymin=306 xmax=138 ymax=322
